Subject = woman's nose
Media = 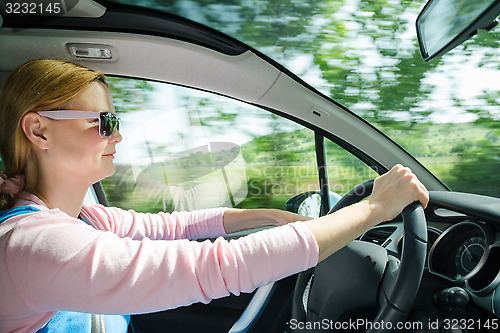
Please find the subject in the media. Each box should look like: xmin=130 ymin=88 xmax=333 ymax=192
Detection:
xmin=109 ymin=130 xmax=122 ymax=144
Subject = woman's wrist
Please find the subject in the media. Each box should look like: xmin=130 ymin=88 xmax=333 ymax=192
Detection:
xmin=363 ymin=199 xmax=388 ymax=226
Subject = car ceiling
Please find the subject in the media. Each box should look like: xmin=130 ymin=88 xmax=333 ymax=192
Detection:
xmin=0 ymin=1 xmax=448 ymax=191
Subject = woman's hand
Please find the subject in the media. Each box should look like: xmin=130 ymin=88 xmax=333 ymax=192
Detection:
xmin=367 ymin=164 xmax=429 ymax=223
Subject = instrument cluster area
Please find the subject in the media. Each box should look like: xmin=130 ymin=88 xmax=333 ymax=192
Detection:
xmin=428 ymin=221 xmax=500 ymax=295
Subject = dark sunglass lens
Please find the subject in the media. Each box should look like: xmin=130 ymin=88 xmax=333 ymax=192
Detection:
xmin=100 ymin=112 xmax=119 ymax=137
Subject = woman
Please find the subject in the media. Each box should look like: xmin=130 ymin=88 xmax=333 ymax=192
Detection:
xmin=0 ymin=59 xmax=429 ymax=333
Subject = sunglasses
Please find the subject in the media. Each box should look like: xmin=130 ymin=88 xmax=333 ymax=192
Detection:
xmin=36 ymin=110 xmax=120 ymax=138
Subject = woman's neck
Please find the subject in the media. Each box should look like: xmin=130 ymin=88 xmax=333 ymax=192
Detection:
xmin=34 ymin=178 xmax=89 ymax=218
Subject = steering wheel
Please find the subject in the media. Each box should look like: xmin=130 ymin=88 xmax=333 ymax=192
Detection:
xmin=291 ymin=179 xmax=427 ymax=332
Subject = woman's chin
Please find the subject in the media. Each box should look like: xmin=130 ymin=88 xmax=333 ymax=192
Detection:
xmin=94 ymin=165 xmax=116 ymax=183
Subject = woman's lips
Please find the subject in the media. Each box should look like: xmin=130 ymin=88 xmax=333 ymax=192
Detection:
xmin=103 ymin=152 xmax=116 ymax=158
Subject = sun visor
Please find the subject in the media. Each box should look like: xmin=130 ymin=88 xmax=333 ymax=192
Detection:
xmin=63 ymin=0 xmax=106 ymax=18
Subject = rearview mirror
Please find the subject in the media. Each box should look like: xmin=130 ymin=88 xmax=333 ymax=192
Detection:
xmin=417 ymin=0 xmax=500 ymax=61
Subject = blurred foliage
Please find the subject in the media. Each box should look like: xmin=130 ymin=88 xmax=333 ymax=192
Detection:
xmin=102 ymin=0 xmax=500 ymax=212
xmin=106 ymin=76 xmax=154 ymax=113
xmin=447 ymin=139 xmax=500 ymax=197
xmin=445 ymin=117 xmax=500 ymax=197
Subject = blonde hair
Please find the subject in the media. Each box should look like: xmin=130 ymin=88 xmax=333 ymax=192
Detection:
xmin=0 ymin=59 xmax=106 ymax=210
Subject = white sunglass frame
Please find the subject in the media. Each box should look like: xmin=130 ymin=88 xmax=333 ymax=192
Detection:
xmin=36 ymin=110 xmax=120 ymax=138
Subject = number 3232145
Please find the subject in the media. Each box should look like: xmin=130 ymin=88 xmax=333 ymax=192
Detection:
xmin=441 ymin=318 xmax=499 ymax=330
xmin=3 ymin=1 xmax=63 ymax=15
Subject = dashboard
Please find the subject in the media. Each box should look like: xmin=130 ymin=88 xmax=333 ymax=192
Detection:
xmin=359 ymin=190 xmax=500 ymax=321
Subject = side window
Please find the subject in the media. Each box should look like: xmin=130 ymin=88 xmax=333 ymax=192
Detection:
xmin=282 ymin=138 xmax=379 ymax=219
xmin=324 ymin=139 xmax=379 ymax=197
xmin=103 ymin=77 xmax=319 ymax=213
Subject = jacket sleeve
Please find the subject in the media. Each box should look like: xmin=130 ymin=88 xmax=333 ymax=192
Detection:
xmin=5 ymin=209 xmax=318 ymax=315
xmin=80 ymin=204 xmax=227 ymax=240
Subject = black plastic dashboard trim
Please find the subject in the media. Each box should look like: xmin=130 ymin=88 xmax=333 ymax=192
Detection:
xmin=429 ymin=191 xmax=500 ymax=226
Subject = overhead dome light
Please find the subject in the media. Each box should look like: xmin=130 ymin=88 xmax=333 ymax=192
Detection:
xmin=67 ymin=43 xmax=114 ymax=60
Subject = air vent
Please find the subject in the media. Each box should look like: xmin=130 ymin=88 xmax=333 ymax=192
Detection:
xmin=361 ymin=227 xmax=397 ymax=246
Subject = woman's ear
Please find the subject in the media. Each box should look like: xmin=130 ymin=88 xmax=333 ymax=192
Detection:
xmin=21 ymin=113 xmax=49 ymax=150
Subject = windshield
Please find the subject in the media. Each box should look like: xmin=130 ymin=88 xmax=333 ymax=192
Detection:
xmin=104 ymin=0 xmax=500 ymax=198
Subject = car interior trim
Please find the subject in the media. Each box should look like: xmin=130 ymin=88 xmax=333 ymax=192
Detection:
xmin=92 ymin=182 xmax=109 ymax=207
xmin=466 ymin=244 xmax=500 ymax=296
xmin=2 ymin=1 xmax=248 ymax=56
xmin=428 ymin=221 xmax=495 ymax=286
xmin=314 ymin=133 xmax=331 ymax=216
xmin=429 ymin=191 xmax=500 ymax=225
xmin=63 ymin=0 xmax=106 ymax=18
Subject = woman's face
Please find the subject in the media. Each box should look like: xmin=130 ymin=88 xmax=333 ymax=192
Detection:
xmin=43 ymin=81 xmax=122 ymax=186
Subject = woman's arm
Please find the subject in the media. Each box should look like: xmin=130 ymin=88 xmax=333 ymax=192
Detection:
xmin=305 ymin=164 xmax=429 ymax=262
xmin=224 ymin=164 xmax=429 ymax=260
xmin=81 ymin=206 xmax=227 ymax=240
xmin=3 ymin=209 xmax=317 ymax=318
xmin=222 ymin=208 xmax=311 ymax=234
